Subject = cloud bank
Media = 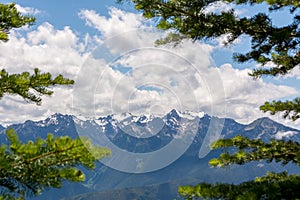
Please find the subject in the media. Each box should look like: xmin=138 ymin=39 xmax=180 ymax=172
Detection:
xmin=0 ymin=7 xmax=298 ymax=129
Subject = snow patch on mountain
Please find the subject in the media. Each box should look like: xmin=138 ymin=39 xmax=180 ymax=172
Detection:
xmin=94 ymin=119 xmax=109 ymax=126
xmin=85 ymin=110 xmax=205 ymax=127
xmin=255 ymin=131 xmax=265 ymax=139
xmin=47 ymin=115 xmax=59 ymax=125
xmin=36 ymin=121 xmax=46 ymax=127
xmin=134 ymin=114 xmax=155 ymax=124
xmin=36 ymin=114 xmax=62 ymax=127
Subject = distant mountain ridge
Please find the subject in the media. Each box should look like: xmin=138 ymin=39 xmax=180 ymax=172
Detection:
xmin=1 ymin=110 xmax=298 ymax=141
xmin=0 ymin=110 xmax=299 ymax=199
xmin=0 ymin=124 xmax=4 ymax=132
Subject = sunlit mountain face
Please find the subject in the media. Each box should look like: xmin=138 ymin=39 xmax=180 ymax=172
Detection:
xmin=1 ymin=110 xmax=299 ymax=200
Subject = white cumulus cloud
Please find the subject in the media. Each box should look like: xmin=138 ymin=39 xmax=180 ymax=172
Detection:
xmin=0 ymin=7 xmax=298 ymax=130
xmin=15 ymin=4 xmax=41 ymax=15
xmin=275 ymin=131 xmax=298 ymax=140
xmin=0 ymin=22 xmax=89 ymax=125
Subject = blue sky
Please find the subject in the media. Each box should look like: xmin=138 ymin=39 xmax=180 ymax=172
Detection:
xmin=0 ymin=1 xmax=299 ymax=128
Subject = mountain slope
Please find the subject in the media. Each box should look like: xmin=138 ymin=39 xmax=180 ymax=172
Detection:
xmin=0 ymin=124 xmax=4 ymax=132
xmin=0 ymin=110 xmax=299 ymax=199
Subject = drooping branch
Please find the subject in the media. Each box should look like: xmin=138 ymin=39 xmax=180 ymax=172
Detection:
xmin=0 ymin=130 xmax=110 ymax=199
xmin=260 ymin=98 xmax=300 ymax=121
xmin=0 ymin=68 xmax=74 ymax=105
xmin=0 ymin=3 xmax=35 ymax=42
xmin=209 ymin=136 xmax=300 ymax=167
xmin=127 ymin=0 xmax=299 ymax=78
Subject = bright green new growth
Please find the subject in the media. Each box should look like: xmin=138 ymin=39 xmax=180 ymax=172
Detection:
xmin=260 ymin=98 xmax=300 ymax=121
xmin=0 ymin=3 xmax=35 ymax=42
xmin=209 ymin=136 xmax=300 ymax=167
xmin=210 ymin=135 xmax=300 ymax=167
xmin=0 ymin=68 xmax=74 ymax=105
xmin=0 ymin=129 xmax=110 ymax=199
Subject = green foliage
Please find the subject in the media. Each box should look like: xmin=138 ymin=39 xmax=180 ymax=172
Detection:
xmin=260 ymin=98 xmax=300 ymax=121
xmin=122 ymin=0 xmax=300 ymax=199
xmin=0 ymin=3 xmax=110 ymax=200
xmin=0 ymin=3 xmax=35 ymax=42
xmin=127 ymin=0 xmax=299 ymax=78
xmin=0 ymin=3 xmax=74 ymax=104
xmin=0 ymin=129 xmax=110 ymax=199
xmin=0 ymin=68 xmax=74 ymax=105
xmin=209 ymin=136 xmax=300 ymax=167
xmin=178 ymin=136 xmax=300 ymax=199
xmin=179 ymin=171 xmax=300 ymax=199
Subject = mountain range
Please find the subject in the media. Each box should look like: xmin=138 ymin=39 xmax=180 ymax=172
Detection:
xmin=0 ymin=110 xmax=299 ymax=199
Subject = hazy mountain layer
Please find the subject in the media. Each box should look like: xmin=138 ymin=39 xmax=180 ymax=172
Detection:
xmin=0 ymin=110 xmax=299 ymax=199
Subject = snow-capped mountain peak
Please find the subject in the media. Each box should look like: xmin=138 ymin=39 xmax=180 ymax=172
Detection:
xmin=36 ymin=113 xmax=72 ymax=127
xmin=74 ymin=110 xmax=205 ymax=128
xmin=2 ymin=111 xmax=300 ymax=200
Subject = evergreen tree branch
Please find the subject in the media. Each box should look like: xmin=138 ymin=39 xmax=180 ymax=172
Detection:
xmin=0 ymin=3 xmax=35 ymax=42
xmin=179 ymin=135 xmax=300 ymax=199
xmin=260 ymin=98 xmax=300 ymax=121
xmin=0 ymin=68 xmax=74 ymax=105
xmin=0 ymin=3 xmax=108 ymax=199
xmin=179 ymin=171 xmax=300 ymax=199
xmin=209 ymin=136 xmax=300 ymax=167
xmin=129 ymin=0 xmax=300 ymax=77
xmin=0 ymin=130 xmax=111 ymax=199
